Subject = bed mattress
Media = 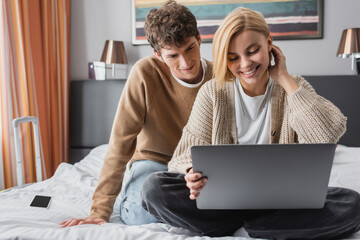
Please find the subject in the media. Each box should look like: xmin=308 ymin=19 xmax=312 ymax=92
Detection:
xmin=1 ymin=144 xmax=360 ymax=240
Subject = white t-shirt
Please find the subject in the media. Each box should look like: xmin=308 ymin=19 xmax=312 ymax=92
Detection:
xmin=234 ymin=77 xmax=273 ymax=144
xmin=171 ymin=58 xmax=207 ymax=88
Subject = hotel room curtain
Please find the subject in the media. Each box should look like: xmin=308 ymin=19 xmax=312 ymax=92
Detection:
xmin=0 ymin=0 xmax=70 ymax=189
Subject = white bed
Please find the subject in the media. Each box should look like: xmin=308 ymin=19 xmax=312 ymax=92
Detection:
xmin=1 ymin=144 xmax=360 ymax=240
xmin=2 ymin=75 xmax=359 ymax=239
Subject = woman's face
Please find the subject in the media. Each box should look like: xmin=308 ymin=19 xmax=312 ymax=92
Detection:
xmin=227 ymin=30 xmax=272 ymax=96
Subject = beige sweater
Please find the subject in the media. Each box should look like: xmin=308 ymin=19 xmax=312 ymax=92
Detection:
xmin=168 ymin=76 xmax=347 ymax=174
xmin=90 ymin=56 xmax=213 ymax=221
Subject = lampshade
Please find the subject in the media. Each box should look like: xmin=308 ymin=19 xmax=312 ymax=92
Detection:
xmin=337 ymin=28 xmax=360 ymax=58
xmin=100 ymin=40 xmax=127 ymax=64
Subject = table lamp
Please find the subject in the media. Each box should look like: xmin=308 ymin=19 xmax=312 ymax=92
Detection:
xmin=337 ymin=28 xmax=360 ymax=74
xmin=101 ymin=40 xmax=128 ymax=78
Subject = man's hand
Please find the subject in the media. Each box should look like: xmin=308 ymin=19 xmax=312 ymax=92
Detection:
xmin=184 ymin=168 xmax=207 ymax=200
xmin=60 ymin=217 xmax=106 ymax=227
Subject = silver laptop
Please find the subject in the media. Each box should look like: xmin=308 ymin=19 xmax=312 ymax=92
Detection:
xmin=191 ymin=143 xmax=336 ymax=210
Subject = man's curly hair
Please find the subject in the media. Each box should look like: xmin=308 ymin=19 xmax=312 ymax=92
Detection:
xmin=144 ymin=0 xmax=200 ymax=54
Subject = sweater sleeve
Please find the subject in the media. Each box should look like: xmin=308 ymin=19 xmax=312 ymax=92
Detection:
xmin=286 ymin=75 xmax=347 ymax=144
xmin=168 ymin=81 xmax=214 ymax=174
xmin=89 ymin=61 xmax=149 ymax=222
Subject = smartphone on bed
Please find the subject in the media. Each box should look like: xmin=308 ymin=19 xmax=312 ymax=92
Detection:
xmin=30 ymin=195 xmax=52 ymax=208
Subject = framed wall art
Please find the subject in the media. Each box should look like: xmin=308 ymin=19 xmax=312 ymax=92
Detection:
xmin=132 ymin=0 xmax=323 ymax=45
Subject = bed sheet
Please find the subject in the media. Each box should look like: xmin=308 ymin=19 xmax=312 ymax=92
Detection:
xmin=0 ymin=144 xmax=359 ymax=240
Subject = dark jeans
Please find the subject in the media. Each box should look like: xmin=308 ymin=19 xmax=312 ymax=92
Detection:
xmin=141 ymin=171 xmax=360 ymax=239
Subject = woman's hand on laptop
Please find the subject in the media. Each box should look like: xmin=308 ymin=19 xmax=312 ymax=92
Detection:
xmin=185 ymin=168 xmax=207 ymax=200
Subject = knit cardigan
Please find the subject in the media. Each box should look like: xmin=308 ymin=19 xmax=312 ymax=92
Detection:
xmin=168 ymin=75 xmax=347 ymax=174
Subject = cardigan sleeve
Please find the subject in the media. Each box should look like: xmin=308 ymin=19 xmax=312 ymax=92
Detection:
xmin=168 ymin=81 xmax=214 ymax=174
xmin=286 ymin=75 xmax=347 ymax=144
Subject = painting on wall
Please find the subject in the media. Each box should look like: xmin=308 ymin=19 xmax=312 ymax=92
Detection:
xmin=132 ymin=0 xmax=323 ymax=45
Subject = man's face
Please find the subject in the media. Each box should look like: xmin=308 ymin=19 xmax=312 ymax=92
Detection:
xmin=155 ymin=36 xmax=202 ymax=84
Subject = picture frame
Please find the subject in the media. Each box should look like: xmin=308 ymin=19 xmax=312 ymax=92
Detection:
xmin=132 ymin=0 xmax=324 ymax=45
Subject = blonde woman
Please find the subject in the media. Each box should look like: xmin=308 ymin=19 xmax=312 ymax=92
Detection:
xmin=141 ymin=7 xmax=360 ymax=239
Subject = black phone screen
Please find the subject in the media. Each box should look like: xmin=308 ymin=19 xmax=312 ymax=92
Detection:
xmin=30 ymin=195 xmax=52 ymax=208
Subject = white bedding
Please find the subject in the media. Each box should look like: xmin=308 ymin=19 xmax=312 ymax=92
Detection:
xmin=1 ymin=144 xmax=360 ymax=240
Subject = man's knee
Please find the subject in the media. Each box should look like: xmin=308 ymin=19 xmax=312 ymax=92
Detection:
xmin=122 ymin=202 xmax=159 ymax=225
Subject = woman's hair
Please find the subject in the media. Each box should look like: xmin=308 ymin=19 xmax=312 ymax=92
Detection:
xmin=144 ymin=0 xmax=200 ymax=54
xmin=212 ymin=7 xmax=270 ymax=88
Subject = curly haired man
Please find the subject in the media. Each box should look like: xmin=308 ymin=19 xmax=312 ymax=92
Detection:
xmin=60 ymin=0 xmax=213 ymax=227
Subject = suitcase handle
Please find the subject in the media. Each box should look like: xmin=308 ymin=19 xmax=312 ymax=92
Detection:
xmin=12 ymin=117 xmax=42 ymax=187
